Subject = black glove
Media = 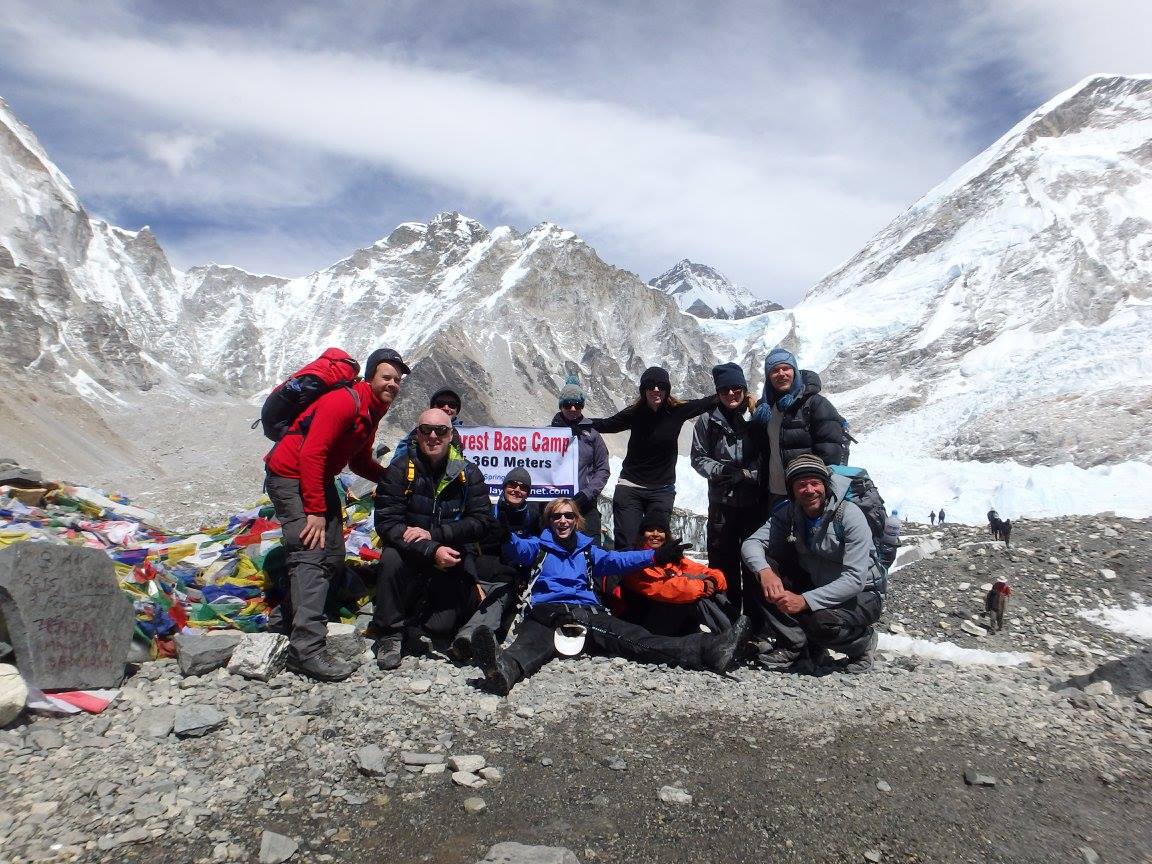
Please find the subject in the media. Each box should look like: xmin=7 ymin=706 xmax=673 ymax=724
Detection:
xmin=652 ymin=540 xmax=689 ymax=567
xmin=573 ymin=491 xmax=591 ymax=512
xmin=714 ymin=464 xmax=743 ymax=489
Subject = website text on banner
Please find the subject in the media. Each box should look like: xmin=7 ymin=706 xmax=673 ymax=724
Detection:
xmin=456 ymin=426 xmax=578 ymax=501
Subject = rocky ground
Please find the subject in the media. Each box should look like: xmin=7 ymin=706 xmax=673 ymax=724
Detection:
xmin=2 ymin=518 xmax=1150 ymax=864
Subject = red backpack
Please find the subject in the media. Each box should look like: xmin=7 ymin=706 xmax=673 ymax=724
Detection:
xmin=256 ymin=348 xmax=361 ymax=441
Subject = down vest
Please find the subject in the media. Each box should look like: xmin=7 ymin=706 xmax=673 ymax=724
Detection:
xmin=373 ymin=446 xmax=494 ymax=565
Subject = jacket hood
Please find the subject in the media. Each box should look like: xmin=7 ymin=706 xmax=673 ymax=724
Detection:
xmin=761 ymin=367 xmax=822 ymax=409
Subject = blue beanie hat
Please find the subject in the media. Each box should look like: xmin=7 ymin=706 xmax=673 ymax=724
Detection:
xmin=711 ymin=363 xmax=747 ymax=391
xmin=763 ymin=347 xmax=798 ymax=377
xmin=558 ymin=374 xmax=585 ymax=407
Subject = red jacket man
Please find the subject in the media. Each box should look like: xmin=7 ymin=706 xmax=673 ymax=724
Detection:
xmin=264 ymin=347 xmax=409 ymax=681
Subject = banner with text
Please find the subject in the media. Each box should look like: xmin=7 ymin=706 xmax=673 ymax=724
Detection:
xmin=456 ymin=426 xmax=578 ymax=501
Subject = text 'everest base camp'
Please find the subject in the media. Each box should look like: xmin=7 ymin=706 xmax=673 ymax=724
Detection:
xmin=1 ymin=72 xmax=1151 ymax=864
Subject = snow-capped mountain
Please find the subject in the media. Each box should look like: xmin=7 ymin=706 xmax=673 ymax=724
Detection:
xmin=180 ymin=213 xmax=722 ymax=431
xmin=709 ymin=74 xmax=1152 ymax=469
xmin=1 ymin=74 xmax=1150 ymax=496
xmin=649 ymin=259 xmax=782 ymax=319
xmin=0 ymin=99 xmax=192 ymax=393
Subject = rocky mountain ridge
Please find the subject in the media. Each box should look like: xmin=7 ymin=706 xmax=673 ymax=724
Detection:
xmin=1 ymin=76 xmax=1151 ymax=504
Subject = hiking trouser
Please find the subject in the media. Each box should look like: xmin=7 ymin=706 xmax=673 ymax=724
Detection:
xmin=612 ymin=484 xmax=675 ymax=550
xmin=706 ymin=500 xmax=767 ymax=621
xmin=371 ymin=547 xmax=494 ymax=639
xmin=619 ymin=593 xmax=734 ymax=637
xmin=265 ymin=472 xmax=345 ymax=661
xmin=759 ymin=564 xmax=883 ymax=657
xmin=456 ymin=555 xmax=521 ymax=641
xmin=503 ymin=603 xmax=714 ymax=683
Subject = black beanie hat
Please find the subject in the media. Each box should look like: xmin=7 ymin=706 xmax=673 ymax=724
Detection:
xmin=364 ymin=347 xmax=410 ymax=378
xmin=636 ymin=513 xmax=671 ymax=537
xmin=638 ymin=366 xmax=671 ymax=394
xmin=503 ymin=467 xmax=532 ymax=489
xmin=429 ymin=387 xmax=462 ymax=409
xmin=711 ymin=362 xmax=747 ymax=391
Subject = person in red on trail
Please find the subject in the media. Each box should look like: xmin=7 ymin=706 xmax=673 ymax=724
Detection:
xmin=264 ymin=347 xmax=409 ymax=682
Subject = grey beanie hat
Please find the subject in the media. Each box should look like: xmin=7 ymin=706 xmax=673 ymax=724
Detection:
xmin=503 ymin=467 xmax=532 ymax=488
xmin=558 ymin=374 xmax=585 ymax=406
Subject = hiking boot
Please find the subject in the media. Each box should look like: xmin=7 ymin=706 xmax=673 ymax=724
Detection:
xmin=447 ymin=632 xmax=473 ymax=663
xmin=702 ymin=615 xmax=752 ymax=674
xmin=471 ymin=626 xmax=518 ymax=696
xmin=287 ymin=649 xmax=356 ymax=683
xmin=840 ymin=629 xmax=878 ymax=675
xmin=374 ymin=635 xmax=403 ymax=671
xmin=741 ymin=635 xmax=775 ymax=660
xmin=758 ymin=644 xmax=807 ymax=669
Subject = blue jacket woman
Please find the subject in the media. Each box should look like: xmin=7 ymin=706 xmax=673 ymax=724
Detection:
xmin=468 ymin=498 xmax=749 ymax=694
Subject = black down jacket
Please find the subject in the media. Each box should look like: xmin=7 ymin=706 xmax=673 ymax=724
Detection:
xmin=374 ymin=448 xmax=494 ymax=565
xmin=750 ymin=370 xmax=850 ymax=475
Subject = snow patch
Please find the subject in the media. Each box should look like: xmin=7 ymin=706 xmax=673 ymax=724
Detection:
xmin=1078 ymin=595 xmax=1152 ymax=640
xmin=878 ymin=634 xmax=1035 ymax=667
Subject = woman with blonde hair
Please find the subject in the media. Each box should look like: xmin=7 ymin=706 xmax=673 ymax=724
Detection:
xmin=470 ymin=497 xmax=749 ymax=695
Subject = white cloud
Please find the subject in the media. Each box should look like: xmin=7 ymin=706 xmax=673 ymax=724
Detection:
xmin=8 ymin=2 xmax=1145 ymax=301
xmin=140 ymin=130 xmax=215 ymax=175
xmin=981 ymin=0 xmax=1152 ymax=93
xmin=1 ymin=5 xmax=977 ymax=302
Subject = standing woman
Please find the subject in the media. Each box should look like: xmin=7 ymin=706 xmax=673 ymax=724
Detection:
xmin=550 ymin=375 xmax=611 ymax=545
xmin=690 ymin=362 xmax=762 ymax=617
xmin=591 ymin=366 xmax=715 ymax=549
xmin=750 ymin=347 xmax=850 ymax=507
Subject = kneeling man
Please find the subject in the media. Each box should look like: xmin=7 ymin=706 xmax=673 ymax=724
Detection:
xmin=741 ymin=455 xmax=885 ymax=673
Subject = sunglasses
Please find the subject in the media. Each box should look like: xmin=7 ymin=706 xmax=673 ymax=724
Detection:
xmin=416 ymin=424 xmax=451 ymax=438
xmin=718 ymin=385 xmax=745 ymax=395
xmin=549 ymin=511 xmax=576 ymax=522
xmin=643 ymin=382 xmax=669 ymax=392
xmin=560 ymin=401 xmax=585 ymax=409
xmin=504 ymin=481 xmax=529 ymax=492
xmin=434 ymin=400 xmax=460 ymax=411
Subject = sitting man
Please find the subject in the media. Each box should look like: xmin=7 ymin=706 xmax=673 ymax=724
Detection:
xmin=370 ymin=408 xmax=495 ymax=669
xmin=471 ymin=498 xmax=750 ymax=695
xmin=390 ymin=386 xmax=465 ymax=465
xmin=741 ymin=454 xmax=885 ymax=674
xmin=450 ymin=467 xmax=543 ymax=660
xmin=614 ymin=515 xmax=732 ymax=637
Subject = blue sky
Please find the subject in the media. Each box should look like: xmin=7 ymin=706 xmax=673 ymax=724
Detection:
xmin=1 ymin=0 xmax=1149 ymax=304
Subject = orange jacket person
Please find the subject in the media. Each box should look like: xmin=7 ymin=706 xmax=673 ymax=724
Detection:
xmin=616 ymin=516 xmax=733 ymax=637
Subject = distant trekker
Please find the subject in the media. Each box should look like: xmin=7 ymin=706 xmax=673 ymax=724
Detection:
xmin=938 ymin=508 xmax=946 ymax=525
xmin=930 ymin=511 xmax=936 ymax=526
xmin=264 ymin=347 xmax=409 ymax=682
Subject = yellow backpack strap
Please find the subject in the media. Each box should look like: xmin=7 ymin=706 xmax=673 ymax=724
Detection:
xmin=404 ymin=458 xmax=415 ymax=496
